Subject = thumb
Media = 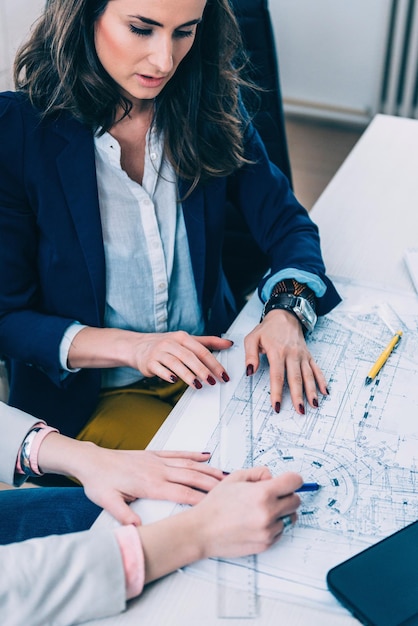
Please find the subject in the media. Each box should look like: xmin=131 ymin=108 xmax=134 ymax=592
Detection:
xmin=106 ymin=495 xmax=142 ymax=526
xmin=196 ymin=336 xmax=233 ymax=351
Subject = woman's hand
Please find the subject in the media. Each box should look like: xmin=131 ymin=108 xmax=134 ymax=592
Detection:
xmin=127 ymin=331 xmax=232 ymax=388
xmin=137 ymin=467 xmax=303 ymax=585
xmin=77 ymin=447 xmax=226 ymax=526
xmin=37 ymin=433 xmax=225 ymax=525
xmin=244 ymin=309 xmax=329 ymax=415
xmin=69 ymin=327 xmax=232 ymax=389
xmin=194 ymin=467 xmax=302 ymax=559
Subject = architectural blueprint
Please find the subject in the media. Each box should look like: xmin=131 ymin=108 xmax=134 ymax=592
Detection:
xmin=175 ymin=279 xmax=418 ymax=610
xmin=99 ymin=278 xmax=418 ymax=611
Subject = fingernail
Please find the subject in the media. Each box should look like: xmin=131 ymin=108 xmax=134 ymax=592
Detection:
xmin=207 ymin=375 xmax=216 ymax=386
xmin=222 ymin=471 xmax=230 ymax=476
xmin=299 ymin=404 xmax=305 ymax=415
xmin=313 ymin=398 xmax=319 ymax=408
xmin=201 ymin=451 xmax=211 ymax=455
xmin=170 ymin=374 xmax=178 ymax=383
xmin=326 ymin=387 xmax=330 ymax=395
xmin=221 ymin=372 xmax=230 ymax=382
xmin=193 ymin=379 xmax=203 ymax=389
xmin=275 ymin=401 xmax=281 ymax=414
xmin=246 ymin=364 xmax=254 ymax=376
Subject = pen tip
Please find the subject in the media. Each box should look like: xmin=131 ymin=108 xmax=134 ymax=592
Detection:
xmin=365 ymin=377 xmax=372 ymax=385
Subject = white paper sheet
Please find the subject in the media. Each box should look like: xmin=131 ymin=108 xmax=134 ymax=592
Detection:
xmin=404 ymin=247 xmax=418 ymax=295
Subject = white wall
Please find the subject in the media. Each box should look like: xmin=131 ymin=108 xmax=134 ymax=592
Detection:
xmin=0 ymin=0 xmax=44 ymax=91
xmin=270 ymin=0 xmax=392 ymax=124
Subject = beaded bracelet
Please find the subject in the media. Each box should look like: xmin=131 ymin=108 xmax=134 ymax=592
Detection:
xmin=269 ymin=278 xmax=316 ymax=310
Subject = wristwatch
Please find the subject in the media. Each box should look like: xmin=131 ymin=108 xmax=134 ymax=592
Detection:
xmin=261 ymin=292 xmax=317 ymax=334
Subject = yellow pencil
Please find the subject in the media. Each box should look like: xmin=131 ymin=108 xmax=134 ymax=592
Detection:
xmin=365 ymin=330 xmax=403 ymax=385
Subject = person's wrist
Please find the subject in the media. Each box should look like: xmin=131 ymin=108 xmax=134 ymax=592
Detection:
xmin=179 ymin=506 xmax=209 ymax=561
xmin=263 ymin=306 xmax=304 ymax=327
xmin=113 ymin=328 xmax=144 ymax=370
xmin=37 ymin=433 xmax=97 ymax=477
xmin=63 ymin=439 xmax=99 ymax=484
xmin=261 ymin=279 xmax=317 ymax=333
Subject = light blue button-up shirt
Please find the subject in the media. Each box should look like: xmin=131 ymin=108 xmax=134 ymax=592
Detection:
xmin=61 ymin=129 xmax=204 ymax=388
xmin=60 ymin=131 xmax=326 ymax=387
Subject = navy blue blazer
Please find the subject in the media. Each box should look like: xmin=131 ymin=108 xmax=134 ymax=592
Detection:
xmin=0 ymin=92 xmax=341 ymax=436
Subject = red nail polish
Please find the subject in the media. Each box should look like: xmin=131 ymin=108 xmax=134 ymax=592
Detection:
xmin=275 ymin=402 xmax=281 ymax=413
xmin=193 ymin=379 xmax=203 ymax=389
xmin=246 ymin=364 xmax=254 ymax=376
xmin=221 ymin=372 xmax=230 ymax=382
xmin=299 ymin=404 xmax=305 ymax=415
xmin=207 ymin=375 xmax=216 ymax=386
xmin=170 ymin=374 xmax=178 ymax=383
xmin=313 ymin=398 xmax=319 ymax=408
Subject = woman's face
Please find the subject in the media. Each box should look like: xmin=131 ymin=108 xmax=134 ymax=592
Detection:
xmin=94 ymin=0 xmax=207 ymax=106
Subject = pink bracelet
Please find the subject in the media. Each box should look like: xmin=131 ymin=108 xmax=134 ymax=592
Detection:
xmin=16 ymin=424 xmax=59 ymax=476
xmin=29 ymin=425 xmax=59 ymax=475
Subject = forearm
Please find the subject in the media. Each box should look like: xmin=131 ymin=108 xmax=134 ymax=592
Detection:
xmin=137 ymin=506 xmax=206 ymax=584
xmin=137 ymin=468 xmax=303 ymax=584
xmin=37 ymin=431 xmax=98 ymax=479
xmin=67 ymin=326 xmax=140 ymax=369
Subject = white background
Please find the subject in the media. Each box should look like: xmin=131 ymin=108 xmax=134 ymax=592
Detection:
xmin=270 ymin=0 xmax=393 ymax=123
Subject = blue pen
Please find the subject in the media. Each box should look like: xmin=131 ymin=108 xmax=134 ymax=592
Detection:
xmin=296 ymin=482 xmax=321 ymax=493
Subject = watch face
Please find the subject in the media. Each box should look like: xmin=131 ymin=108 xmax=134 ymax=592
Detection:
xmin=295 ymin=297 xmax=317 ymax=331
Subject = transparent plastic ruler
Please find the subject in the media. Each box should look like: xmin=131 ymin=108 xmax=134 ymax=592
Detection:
xmin=217 ymin=349 xmax=258 ymax=619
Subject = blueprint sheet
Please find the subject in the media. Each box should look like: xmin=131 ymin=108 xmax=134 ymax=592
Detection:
xmin=132 ymin=278 xmax=418 ymax=611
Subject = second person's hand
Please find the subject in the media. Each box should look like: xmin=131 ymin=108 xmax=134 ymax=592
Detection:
xmin=175 ymin=467 xmax=302 ymax=561
xmin=244 ymin=309 xmax=329 ymax=415
xmin=128 ymin=331 xmax=233 ymax=389
xmin=69 ymin=327 xmax=233 ymax=390
xmin=38 ymin=433 xmax=226 ymax=526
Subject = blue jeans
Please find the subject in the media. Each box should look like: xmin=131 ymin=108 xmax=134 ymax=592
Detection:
xmin=0 ymin=487 xmax=102 ymax=545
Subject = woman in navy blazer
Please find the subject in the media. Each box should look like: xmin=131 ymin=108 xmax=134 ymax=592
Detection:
xmin=0 ymin=0 xmax=340 ymax=440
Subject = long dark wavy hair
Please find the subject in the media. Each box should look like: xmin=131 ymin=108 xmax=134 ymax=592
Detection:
xmin=14 ymin=0 xmax=254 ymax=187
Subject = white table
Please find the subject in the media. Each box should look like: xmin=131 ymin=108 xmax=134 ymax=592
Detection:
xmin=312 ymin=114 xmax=418 ymax=291
xmin=89 ymin=114 xmax=418 ymax=625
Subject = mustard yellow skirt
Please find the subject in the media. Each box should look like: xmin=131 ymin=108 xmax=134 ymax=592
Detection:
xmin=76 ymin=377 xmax=187 ymax=450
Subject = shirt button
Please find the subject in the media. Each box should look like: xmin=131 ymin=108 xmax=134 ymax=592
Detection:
xmin=150 ymin=153 xmax=157 ymax=160
xmin=159 ymin=316 xmax=167 ymax=323
xmin=158 ymin=282 xmax=166 ymax=290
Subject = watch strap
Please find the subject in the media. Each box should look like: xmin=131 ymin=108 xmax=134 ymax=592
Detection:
xmin=270 ymin=279 xmax=316 ymax=310
xmin=261 ymin=280 xmax=317 ymax=333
